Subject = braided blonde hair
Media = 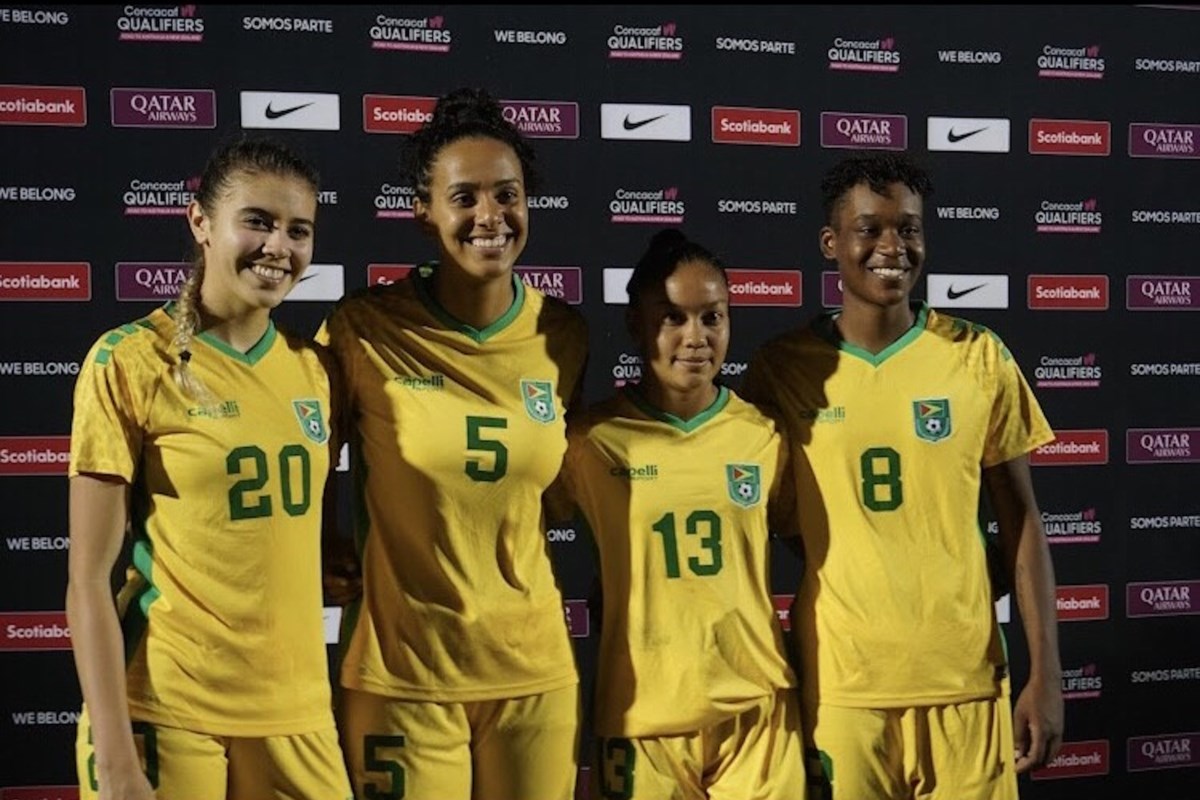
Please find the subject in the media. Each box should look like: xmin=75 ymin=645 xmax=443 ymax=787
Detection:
xmin=169 ymin=136 xmax=320 ymax=401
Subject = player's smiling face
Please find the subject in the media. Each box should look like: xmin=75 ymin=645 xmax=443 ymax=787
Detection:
xmin=821 ymin=181 xmax=925 ymax=311
xmin=415 ymin=135 xmax=528 ymax=283
xmin=631 ymin=259 xmax=730 ymax=400
xmin=188 ymin=170 xmax=317 ymax=318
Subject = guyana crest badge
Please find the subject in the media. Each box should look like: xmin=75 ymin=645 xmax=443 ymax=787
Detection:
xmin=913 ymin=398 xmax=952 ymax=442
xmin=293 ymin=399 xmax=329 ymax=445
xmin=726 ymin=463 xmax=762 ymax=508
xmin=521 ymin=379 xmax=557 ymax=424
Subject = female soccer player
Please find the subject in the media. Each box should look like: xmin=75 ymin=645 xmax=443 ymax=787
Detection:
xmin=318 ymin=87 xmax=588 ymax=800
xmin=562 ymin=229 xmax=805 ymax=799
xmin=67 ymin=137 xmax=351 ymax=800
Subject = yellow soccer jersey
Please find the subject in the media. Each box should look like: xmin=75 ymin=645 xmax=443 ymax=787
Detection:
xmin=317 ymin=266 xmax=588 ymax=701
xmin=563 ymin=387 xmax=797 ymax=737
xmin=69 ymin=306 xmax=337 ymax=736
xmin=744 ymin=303 xmax=1054 ymax=708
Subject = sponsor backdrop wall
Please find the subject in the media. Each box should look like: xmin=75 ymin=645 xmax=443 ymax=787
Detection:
xmin=0 ymin=4 xmax=1197 ymax=797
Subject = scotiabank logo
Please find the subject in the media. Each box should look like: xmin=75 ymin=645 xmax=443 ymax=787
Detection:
xmin=0 ymin=262 xmax=90 ymax=301
xmin=1029 ymin=119 xmax=1111 ymax=156
xmin=368 ymin=264 xmax=413 ymax=285
xmin=1030 ymin=430 xmax=1108 ymax=466
xmin=0 ymin=611 xmax=71 ymax=650
xmin=1056 ymin=585 xmax=1110 ymax=621
xmin=0 ymin=85 xmax=86 ymax=126
xmin=772 ymin=594 xmax=793 ymax=631
xmin=564 ymin=599 xmax=589 ymax=637
xmin=0 ymin=788 xmax=80 ymax=800
xmin=1028 ymin=275 xmax=1109 ymax=310
xmin=0 ymin=436 xmax=71 ymax=475
xmin=726 ymin=269 xmax=801 ymax=306
xmin=363 ymin=94 xmax=434 ymax=133
xmin=1033 ymin=740 xmax=1110 ymax=779
xmin=711 ymin=106 xmax=799 ymax=146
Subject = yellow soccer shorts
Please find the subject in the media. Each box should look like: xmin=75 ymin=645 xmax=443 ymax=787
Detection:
xmin=76 ymin=708 xmax=352 ymax=800
xmin=803 ymin=688 xmax=1017 ymax=800
xmin=339 ymin=683 xmax=580 ymax=800
xmin=593 ymin=689 xmax=805 ymax=800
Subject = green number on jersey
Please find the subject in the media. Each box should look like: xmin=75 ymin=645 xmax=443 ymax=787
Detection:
xmin=227 ymin=444 xmax=312 ymax=520
xmin=465 ymin=416 xmax=508 ymax=482
xmin=363 ymin=734 xmax=406 ymax=799
xmin=860 ymin=446 xmax=903 ymax=511
xmin=598 ymin=736 xmax=636 ymax=800
xmin=651 ymin=510 xmax=724 ymax=578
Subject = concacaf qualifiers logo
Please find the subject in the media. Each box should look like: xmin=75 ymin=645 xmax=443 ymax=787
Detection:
xmin=913 ymin=399 xmax=952 ymax=442
xmin=117 ymin=4 xmax=204 ymax=43
xmin=608 ymin=21 xmax=683 ymax=60
xmin=292 ymin=399 xmax=328 ymax=444
xmin=521 ymin=380 xmax=556 ymax=424
xmin=369 ymin=13 xmax=451 ymax=52
xmin=726 ymin=464 xmax=762 ymax=507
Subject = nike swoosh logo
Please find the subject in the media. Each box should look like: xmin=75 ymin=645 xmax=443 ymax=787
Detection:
xmin=623 ymin=113 xmax=667 ymax=131
xmin=946 ymin=283 xmax=987 ymax=300
xmin=947 ymin=126 xmax=987 ymax=143
xmin=296 ymin=272 xmax=317 ymax=283
xmin=264 ymin=101 xmax=314 ymax=120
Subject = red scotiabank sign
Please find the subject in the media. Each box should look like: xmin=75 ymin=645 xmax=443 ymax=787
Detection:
xmin=1030 ymin=430 xmax=1109 ymax=466
xmin=1033 ymin=740 xmax=1110 ymax=779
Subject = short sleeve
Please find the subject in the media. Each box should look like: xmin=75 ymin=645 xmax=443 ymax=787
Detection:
xmin=982 ymin=337 xmax=1055 ymax=468
xmin=68 ymin=335 xmax=151 ymax=481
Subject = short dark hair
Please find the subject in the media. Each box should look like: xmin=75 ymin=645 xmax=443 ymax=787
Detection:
xmin=404 ymin=87 xmax=539 ymax=201
xmin=625 ymin=229 xmax=728 ymax=309
xmin=820 ymin=152 xmax=934 ymax=226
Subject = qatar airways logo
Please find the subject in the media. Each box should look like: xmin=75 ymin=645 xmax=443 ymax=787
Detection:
xmin=1036 ymin=198 xmax=1101 ymax=233
xmin=1030 ymin=430 xmax=1108 ymax=466
xmin=1127 ymin=275 xmax=1197 ymax=310
xmin=1128 ymin=581 xmax=1198 ymax=618
xmin=1032 ymin=740 xmax=1110 ymax=779
xmin=1027 ymin=275 xmax=1109 ymax=311
xmin=374 ymin=183 xmax=415 ymax=219
xmin=821 ymin=112 xmax=907 ymax=150
xmin=1129 ymin=123 xmax=1199 ymax=159
xmin=122 ymin=176 xmax=198 ymax=216
xmin=117 ymin=4 xmax=204 ymax=43
xmin=1029 ymin=119 xmax=1111 ymax=156
xmin=1041 ymin=507 xmax=1102 ymax=543
xmin=564 ymin=599 xmax=589 ymax=637
xmin=1055 ymin=585 xmax=1109 ymax=621
xmin=1127 ymin=428 xmax=1197 ymax=464
xmin=608 ymin=21 xmax=683 ymax=60
xmin=500 ymin=100 xmax=579 ymax=139
xmin=116 ymin=262 xmax=190 ymax=300
xmin=827 ymin=35 xmax=900 ymax=73
xmin=363 ymin=94 xmax=434 ymax=134
xmin=0 ymin=436 xmax=71 ymax=475
xmin=610 ymin=187 xmax=684 ymax=224
xmin=370 ymin=14 xmax=451 ymax=52
xmin=1035 ymin=354 xmax=1101 ymax=389
xmin=1128 ymin=733 xmax=1200 ymax=772
xmin=111 ymin=88 xmax=216 ymax=128
xmin=1038 ymin=43 xmax=1104 ymax=79
xmin=0 ymin=611 xmax=71 ymax=650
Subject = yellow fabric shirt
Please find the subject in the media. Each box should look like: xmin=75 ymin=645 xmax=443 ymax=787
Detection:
xmin=564 ymin=387 xmax=797 ymax=737
xmin=743 ymin=304 xmax=1054 ymax=708
xmin=317 ymin=267 xmax=588 ymax=701
xmin=69 ymin=307 xmax=336 ymax=736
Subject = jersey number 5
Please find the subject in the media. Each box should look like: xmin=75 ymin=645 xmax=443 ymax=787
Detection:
xmin=465 ymin=416 xmax=508 ymax=482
